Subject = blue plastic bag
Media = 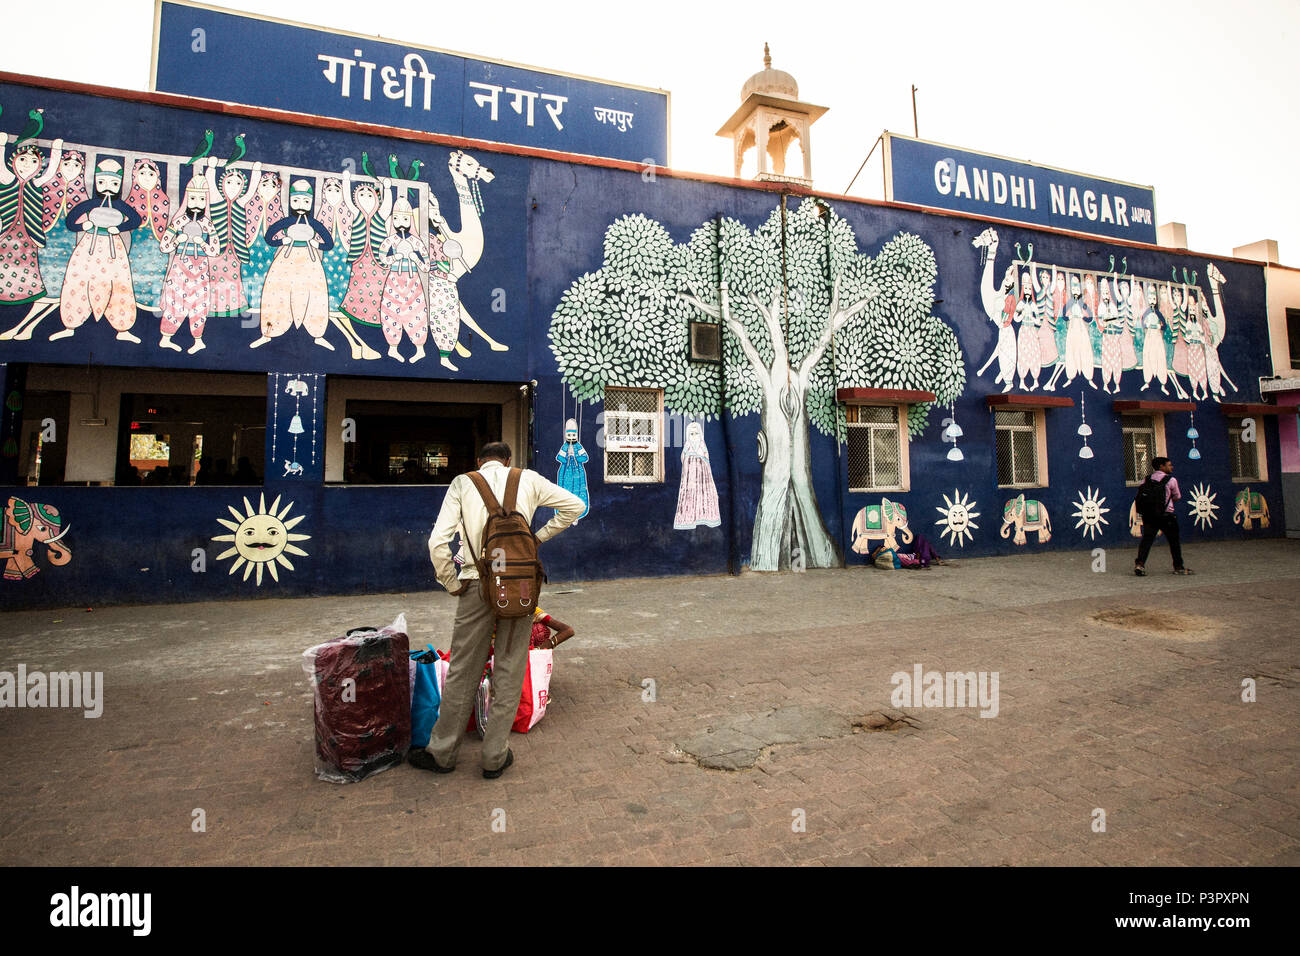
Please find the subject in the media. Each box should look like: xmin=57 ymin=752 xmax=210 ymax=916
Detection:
xmin=410 ymin=645 xmax=443 ymax=750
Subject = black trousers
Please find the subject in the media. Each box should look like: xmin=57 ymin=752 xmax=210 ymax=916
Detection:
xmin=1136 ymin=512 xmax=1184 ymax=569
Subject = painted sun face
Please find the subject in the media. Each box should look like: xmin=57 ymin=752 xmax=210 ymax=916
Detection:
xmin=935 ymin=489 xmax=980 ymax=548
xmin=1187 ymin=482 xmax=1219 ymax=531
xmin=1071 ymin=486 xmax=1110 ymax=540
xmin=213 ymin=494 xmax=310 ymax=585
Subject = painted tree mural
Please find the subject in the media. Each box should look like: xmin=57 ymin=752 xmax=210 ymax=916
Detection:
xmin=548 ymin=198 xmax=965 ymax=570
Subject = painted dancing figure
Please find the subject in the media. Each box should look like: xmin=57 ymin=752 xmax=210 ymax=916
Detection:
xmin=204 ymin=155 xmax=256 ymax=319
xmin=0 ymin=133 xmax=62 ymax=339
xmin=1138 ymin=282 xmax=1170 ymax=394
xmin=250 ymin=178 xmax=334 ymax=350
xmin=318 ymin=168 xmax=379 ymax=360
xmin=123 ymin=158 xmax=170 ymax=314
xmin=339 ymin=175 xmax=392 ymax=348
xmin=1097 ymin=276 xmax=1134 ymax=393
xmin=157 ymin=173 xmax=219 ymax=354
xmin=376 ymin=197 xmax=428 ymax=363
xmin=1013 ymin=268 xmax=1042 ymax=390
xmin=241 ymin=165 xmax=283 ymax=313
xmin=51 ymin=158 xmax=141 ymax=342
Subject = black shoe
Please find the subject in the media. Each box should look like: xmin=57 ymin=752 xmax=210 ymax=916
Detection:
xmin=1134 ymin=566 xmax=1147 ymax=576
xmin=483 ymin=749 xmax=513 ymax=779
xmin=408 ymin=748 xmax=454 ymax=773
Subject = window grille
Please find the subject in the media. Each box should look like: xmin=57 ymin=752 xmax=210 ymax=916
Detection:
xmin=604 ymin=388 xmax=663 ymax=482
xmin=995 ymin=409 xmax=1039 ymax=487
xmin=846 ymin=405 xmax=902 ymax=491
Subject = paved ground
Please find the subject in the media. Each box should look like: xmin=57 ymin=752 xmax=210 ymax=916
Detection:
xmin=1 ymin=538 xmax=1298 ymax=866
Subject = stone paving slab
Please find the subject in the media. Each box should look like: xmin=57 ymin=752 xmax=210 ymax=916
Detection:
xmin=0 ymin=538 xmax=1297 ymax=866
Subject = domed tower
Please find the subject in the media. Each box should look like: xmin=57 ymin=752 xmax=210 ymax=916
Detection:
xmin=716 ymin=44 xmax=828 ymax=185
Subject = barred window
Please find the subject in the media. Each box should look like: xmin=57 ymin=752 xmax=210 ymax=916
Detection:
xmin=1228 ymin=418 xmax=1260 ymax=480
xmin=995 ymin=409 xmax=1041 ymax=487
xmin=846 ymin=405 xmax=904 ymax=491
xmin=604 ymin=387 xmax=663 ymax=482
xmin=1122 ymin=414 xmax=1158 ymax=485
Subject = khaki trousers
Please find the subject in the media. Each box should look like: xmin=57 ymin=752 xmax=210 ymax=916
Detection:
xmin=425 ymin=590 xmax=532 ymax=772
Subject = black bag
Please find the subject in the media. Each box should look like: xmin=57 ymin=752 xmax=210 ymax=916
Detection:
xmin=1134 ymin=474 xmax=1168 ymax=523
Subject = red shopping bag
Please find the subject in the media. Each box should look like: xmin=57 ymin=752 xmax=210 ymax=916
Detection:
xmin=512 ymin=648 xmax=554 ymax=733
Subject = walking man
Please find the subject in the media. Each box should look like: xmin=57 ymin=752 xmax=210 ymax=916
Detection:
xmin=1134 ymin=456 xmax=1193 ymax=576
xmin=416 ymin=441 xmax=584 ymax=778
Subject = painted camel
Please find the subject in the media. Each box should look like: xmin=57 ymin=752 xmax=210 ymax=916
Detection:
xmin=973 ymin=228 xmax=1017 ymax=392
xmin=1233 ymin=488 xmax=1269 ymax=530
xmin=427 ymin=150 xmax=508 ymax=371
xmin=851 ymin=499 xmax=912 ymax=554
xmin=1001 ymin=494 xmax=1051 ymax=545
xmin=1 ymin=496 xmax=71 ymax=580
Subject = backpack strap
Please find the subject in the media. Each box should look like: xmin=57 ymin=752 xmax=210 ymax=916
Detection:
xmin=466 ymin=471 xmax=505 ymax=517
xmin=503 ymin=467 xmax=523 ymax=514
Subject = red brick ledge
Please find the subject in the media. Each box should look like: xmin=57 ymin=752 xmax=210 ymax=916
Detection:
xmin=1113 ymin=400 xmax=1196 ymax=412
xmin=985 ymin=394 xmax=1074 ymax=408
xmin=836 ymin=387 xmax=935 ymax=403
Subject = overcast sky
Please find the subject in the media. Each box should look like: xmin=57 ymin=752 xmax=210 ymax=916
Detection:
xmin=6 ymin=0 xmax=1297 ymax=262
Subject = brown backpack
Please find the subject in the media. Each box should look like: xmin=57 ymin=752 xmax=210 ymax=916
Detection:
xmin=466 ymin=468 xmax=544 ymax=619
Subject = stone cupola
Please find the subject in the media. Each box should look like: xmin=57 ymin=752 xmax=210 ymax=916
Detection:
xmin=716 ymin=44 xmax=827 ymax=186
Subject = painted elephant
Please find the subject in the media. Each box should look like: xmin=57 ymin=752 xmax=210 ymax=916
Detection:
xmin=1001 ymin=494 xmax=1052 ymax=545
xmin=851 ymin=498 xmax=912 ymax=554
xmin=1233 ymin=488 xmax=1269 ymax=530
xmin=1 ymin=497 xmax=72 ymax=581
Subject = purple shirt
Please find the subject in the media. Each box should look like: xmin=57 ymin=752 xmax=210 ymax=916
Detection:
xmin=1149 ymin=471 xmax=1180 ymax=512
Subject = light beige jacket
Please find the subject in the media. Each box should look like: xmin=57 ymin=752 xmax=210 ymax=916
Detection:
xmin=428 ymin=460 xmax=585 ymax=593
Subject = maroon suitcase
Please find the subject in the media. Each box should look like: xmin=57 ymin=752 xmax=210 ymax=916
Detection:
xmin=311 ymin=627 xmax=411 ymax=783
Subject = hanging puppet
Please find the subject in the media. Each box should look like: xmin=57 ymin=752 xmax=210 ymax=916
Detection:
xmin=674 ymin=421 xmax=720 ymax=531
xmin=556 ymin=417 xmax=590 ymax=520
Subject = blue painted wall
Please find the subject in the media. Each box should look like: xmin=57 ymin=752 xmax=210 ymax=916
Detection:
xmin=0 ymin=77 xmax=1284 ymax=610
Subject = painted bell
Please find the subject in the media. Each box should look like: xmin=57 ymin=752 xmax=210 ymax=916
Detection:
xmin=288 ymin=414 xmax=305 ymax=435
xmin=946 ymin=446 xmax=964 ymax=462
xmin=1078 ymin=445 xmax=1094 ymax=459
xmin=1077 ymin=423 xmax=1092 ymax=437
xmin=1186 ymin=426 xmax=1200 ymax=440
xmin=1188 ymin=447 xmax=1202 ymax=460
xmin=942 ymin=419 xmax=963 ymax=441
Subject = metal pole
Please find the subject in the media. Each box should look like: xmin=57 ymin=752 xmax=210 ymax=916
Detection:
xmin=911 ymin=85 xmax=919 ymax=137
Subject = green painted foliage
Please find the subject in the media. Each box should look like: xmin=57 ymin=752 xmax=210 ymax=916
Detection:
xmin=548 ymin=201 xmax=965 ymax=437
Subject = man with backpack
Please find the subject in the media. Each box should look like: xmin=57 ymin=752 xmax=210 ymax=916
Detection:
xmin=1133 ymin=456 xmax=1193 ymax=576
xmin=416 ymin=441 xmax=585 ymax=778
